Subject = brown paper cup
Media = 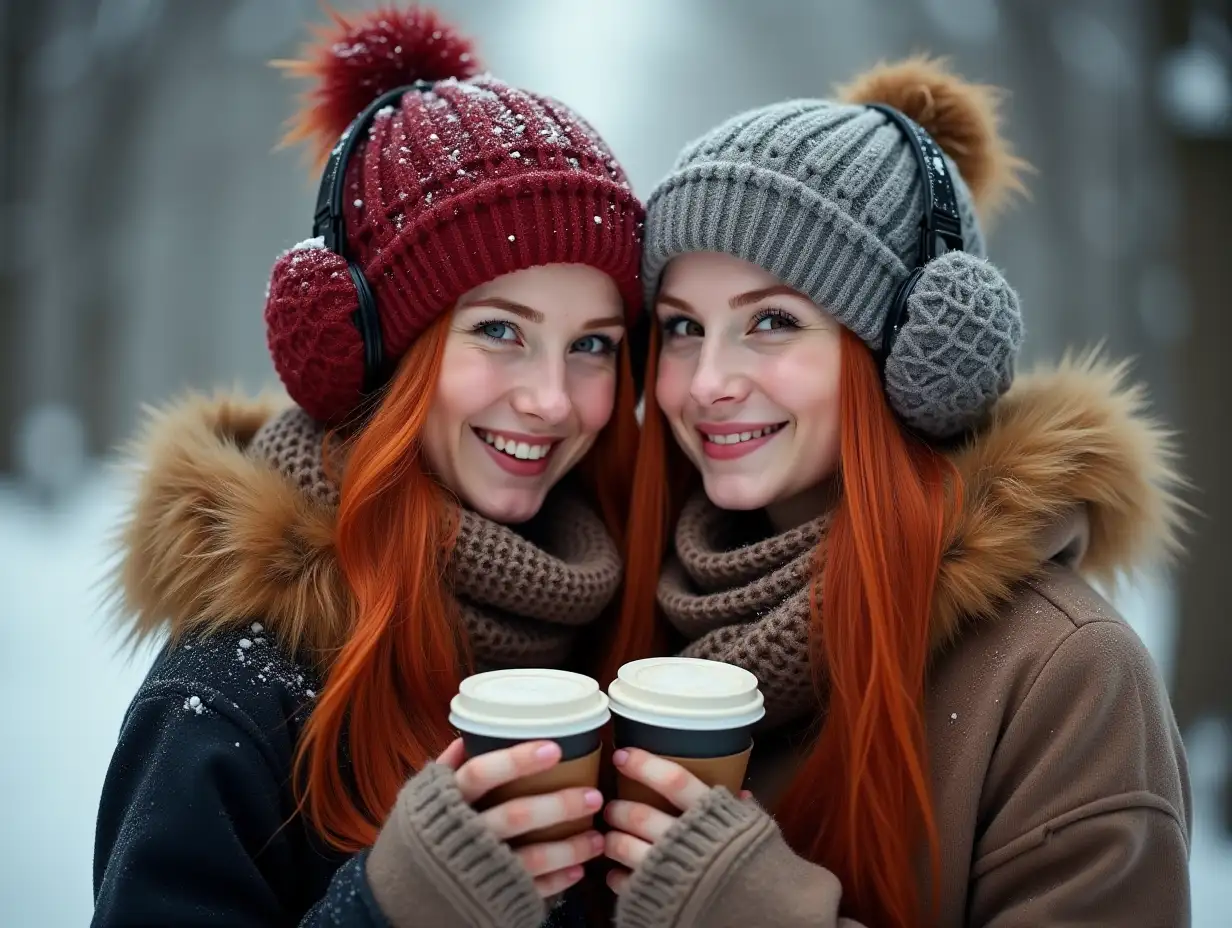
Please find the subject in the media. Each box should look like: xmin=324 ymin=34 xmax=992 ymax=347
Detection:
xmin=476 ymin=746 xmax=602 ymax=844
xmin=616 ymin=744 xmax=752 ymax=814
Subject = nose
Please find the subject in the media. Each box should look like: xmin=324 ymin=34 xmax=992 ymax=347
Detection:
xmin=510 ymin=357 xmax=572 ymax=425
xmin=689 ymin=338 xmax=750 ymax=407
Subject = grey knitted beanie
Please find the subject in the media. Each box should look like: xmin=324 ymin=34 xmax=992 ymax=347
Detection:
xmin=643 ymin=59 xmax=1026 ymax=438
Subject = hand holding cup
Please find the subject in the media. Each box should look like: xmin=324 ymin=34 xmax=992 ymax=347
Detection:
xmin=436 ymin=737 xmax=605 ymax=898
xmin=444 ymin=668 xmax=613 ymax=898
xmin=602 ymin=657 xmax=766 ymax=894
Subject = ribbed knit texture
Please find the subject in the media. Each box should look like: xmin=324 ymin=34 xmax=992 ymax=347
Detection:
xmin=368 ymin=763 xmax=544 ymax=928
xmin=249 ymin=406 xmax=621 ymax=666
xmin=266 ymin=74 xmax=645 ymax=424
xmin=616 ymin=788 xmax=773 ymax=928
xmin=642 ymin=100 xmax=1022 ymax=438
xmin=657 ymin=492 xmax=824 ymax=727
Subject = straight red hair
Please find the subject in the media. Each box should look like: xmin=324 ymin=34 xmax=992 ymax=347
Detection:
xmin=295 ymin=314 xmax=643 ymax=852
xmin=600 ymin=323 xmax=689 ymax=685
xmin=616 ymin=328 xmax=959 ymax=927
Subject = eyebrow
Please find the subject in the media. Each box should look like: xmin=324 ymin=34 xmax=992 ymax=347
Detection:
xmin=458 ymin=297 xmax=544 ymax=323
xmin=583 ymin=314 xmax=625 ymax=329
xmin=457 ymin=301 xmax=623 ymax=330
xmin=657 ymin=284 xmax=803 ymax=313
xmin=729 ymin=284 xmax=802 ymax=307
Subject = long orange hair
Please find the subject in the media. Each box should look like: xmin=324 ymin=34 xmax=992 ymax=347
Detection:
xmin=295 ymin=313 xmax=642 ymax=852
xmin=614 ymin=327 xmax=960 ymax=927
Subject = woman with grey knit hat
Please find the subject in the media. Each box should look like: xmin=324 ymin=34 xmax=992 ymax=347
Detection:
xmin=600 ymin=58 xmax=1191 ymax=927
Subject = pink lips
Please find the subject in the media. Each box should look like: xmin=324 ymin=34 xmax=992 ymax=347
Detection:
xmin=696 ymin=421 xmax=788 ymax=461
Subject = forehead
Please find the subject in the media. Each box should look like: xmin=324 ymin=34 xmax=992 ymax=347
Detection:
xmin=658 ymin=252 xmax=783 ymax=304
xmin=462 ymin=263 xmax=621 ymax=315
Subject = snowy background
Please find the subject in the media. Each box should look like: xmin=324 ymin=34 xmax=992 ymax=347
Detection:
xmin=3 ymin=0 xmax=1231 ymax=924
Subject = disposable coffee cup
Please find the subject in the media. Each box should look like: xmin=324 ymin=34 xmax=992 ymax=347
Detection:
xmin=608 ymin=657 xmax=765 ymax=813
xmin=449 ymin=668 xmax=610 ymax=843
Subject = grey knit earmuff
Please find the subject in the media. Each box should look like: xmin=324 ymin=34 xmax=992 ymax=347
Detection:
xmin=869 ymin=104 xmax=1022 ymax=437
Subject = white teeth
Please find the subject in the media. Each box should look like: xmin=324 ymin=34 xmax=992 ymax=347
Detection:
xmin=479 ymin=430 xmax=553 ymax=461
xmin=703 ymin=424 xmax=784 ymax=445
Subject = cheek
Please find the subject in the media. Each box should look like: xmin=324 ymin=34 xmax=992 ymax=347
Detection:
xmin=571 ymin=371 xmax=617 ymax=434
xmin=425 ymin=350 xmax=502 ymax=442
xmin=758 ymin=343 xmax=842 ymax=423
xmin=654 ymin=354 xmax=692 ymax=418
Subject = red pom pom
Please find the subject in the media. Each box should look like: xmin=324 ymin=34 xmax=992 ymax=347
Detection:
xmin=277 ymin=5 xmax=481 ymax=162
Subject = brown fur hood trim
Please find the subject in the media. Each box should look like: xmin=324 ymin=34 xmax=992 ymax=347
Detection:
xmin=109 ymin=355 xmax=1185 ymax=661
xmin=932 ymin=353 xmax=1186 ymax=645
xmin=109 ymin=393 xmax=350 ymax=664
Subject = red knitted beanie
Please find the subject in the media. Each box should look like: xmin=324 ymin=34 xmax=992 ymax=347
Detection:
xmin=265 ymin=6 xmax=645 ymax=423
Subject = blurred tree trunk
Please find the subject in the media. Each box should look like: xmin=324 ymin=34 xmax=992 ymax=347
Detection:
xmin=1170 ymin=137 xmax=1232 ymax=732
xmin=1153 ymin=0 xmax=1232 ymax=829
xmin=0 ymin=2 xmax=48 ymax=472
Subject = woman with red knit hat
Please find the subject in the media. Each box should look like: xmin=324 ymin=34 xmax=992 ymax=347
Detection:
xmin=93 ymin=6 xmax=644 ymax=927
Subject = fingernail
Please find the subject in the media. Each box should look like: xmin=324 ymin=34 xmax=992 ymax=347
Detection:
xmin=535 ymin=742 xmax=560 ymax=760
xmin=612 ymin=749 xmax=629 ymax=766
xmin=584 ymin=789 xmax=603 ymax=808
xmin=591 ymin=832 xmax=605 ymax=851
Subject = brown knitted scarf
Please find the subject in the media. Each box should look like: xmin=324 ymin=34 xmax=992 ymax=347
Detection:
xmin=249 ymin=407 xmax=622 ymax=669
xmin=658 ymin=492 xmax=827 ymax=728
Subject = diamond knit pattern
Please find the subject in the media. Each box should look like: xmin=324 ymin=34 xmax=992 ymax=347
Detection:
xmin=886 ymin=250 xmax=1023 ymax=436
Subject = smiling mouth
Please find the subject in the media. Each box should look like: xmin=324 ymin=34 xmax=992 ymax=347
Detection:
xmin=699 ymin=422 xmax=788 ymax=446
xmin=473 ymin=428 xmax=559 ymax=461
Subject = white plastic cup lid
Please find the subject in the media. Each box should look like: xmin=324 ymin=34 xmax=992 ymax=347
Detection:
xmin=607 ymin=657 xmax=766 ymax=731
xmin=449 ymin=668 xmax=611 ymax=740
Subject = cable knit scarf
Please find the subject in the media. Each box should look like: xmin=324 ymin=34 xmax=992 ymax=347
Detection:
xmin=249 ymin=407 xmax=622 ymax=670
xmin=658 ymin=491 xmax=828 ymax=728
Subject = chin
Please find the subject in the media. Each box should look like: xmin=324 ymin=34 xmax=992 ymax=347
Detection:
xmin=464 ymin=489 xmax=548 ymax=525
xmin=699 ymin=472 xmax=778 ymax=512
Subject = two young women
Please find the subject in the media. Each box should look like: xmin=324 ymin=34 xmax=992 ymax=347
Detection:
xmin=93 ymin=7 xmax=1190 ymax=928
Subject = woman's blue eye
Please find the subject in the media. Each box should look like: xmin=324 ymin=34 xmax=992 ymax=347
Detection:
xmin=479 ymin=321 xmax=518 ymax=342
xmin=663 ymin=316 xmax=703 ymax=338
xmin=572 ymin=334 xmax=616 ymax=355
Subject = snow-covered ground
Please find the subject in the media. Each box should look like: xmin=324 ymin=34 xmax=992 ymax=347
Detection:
xmin=2 ymin=466 xmax=1229 ymax=926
